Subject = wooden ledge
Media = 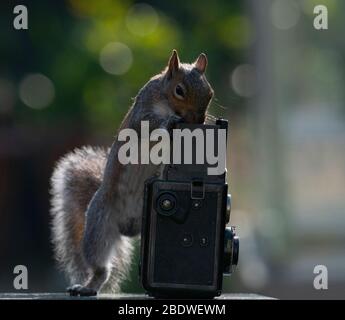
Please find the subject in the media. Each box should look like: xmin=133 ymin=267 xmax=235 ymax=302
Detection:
xmin=0 ymin=293 xmax=275 ymax=300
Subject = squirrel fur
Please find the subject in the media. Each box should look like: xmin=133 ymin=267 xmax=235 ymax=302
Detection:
xmin=50 ymin=50 xmax=214 ymax=296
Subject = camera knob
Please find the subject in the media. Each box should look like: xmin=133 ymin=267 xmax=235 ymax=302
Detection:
xmin=223 ymin=226 xmax=239 ymax=275
xmin=225 ymin=194 xmax=231 ymax=223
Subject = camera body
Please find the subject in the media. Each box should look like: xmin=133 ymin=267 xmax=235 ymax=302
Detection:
xmin=140 ymin=119 xmax=239 ymax=298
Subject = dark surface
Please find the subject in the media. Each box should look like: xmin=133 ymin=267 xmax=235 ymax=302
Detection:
xmin=0 ymin=293 xmax=275 ymax=300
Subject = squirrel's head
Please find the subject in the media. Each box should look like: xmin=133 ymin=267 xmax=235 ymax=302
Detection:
xmin=162 ymin=50 xmax=214 ymax=124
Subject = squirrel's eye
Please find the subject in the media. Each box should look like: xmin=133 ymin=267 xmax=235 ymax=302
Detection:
xmin=174 ymin=84 xmax=185 ymax=100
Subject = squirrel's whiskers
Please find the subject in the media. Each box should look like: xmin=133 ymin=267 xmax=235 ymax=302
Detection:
xmin=50 ymin=50 xmax=215 ymax=296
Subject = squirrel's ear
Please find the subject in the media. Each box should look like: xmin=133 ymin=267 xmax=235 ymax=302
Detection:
xmin=167 ymin=49 xmax=180 ymax=79
xmin=194 ymin=53 xmax=208 ymax=74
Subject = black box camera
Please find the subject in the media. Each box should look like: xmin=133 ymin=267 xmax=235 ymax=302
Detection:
xmin=140 ymin=119 xmax=239 ymax=298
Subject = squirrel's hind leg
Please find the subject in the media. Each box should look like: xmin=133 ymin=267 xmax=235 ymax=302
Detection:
xmin=50 ymin=146 xmax=108 ymax=292
xmin=68 ymin=232 xmax=134 ymax=296
xmin=74 ymin=189 xmax=133 ymax=295
xmin=101 ymin=236 xmax=135 ymax=294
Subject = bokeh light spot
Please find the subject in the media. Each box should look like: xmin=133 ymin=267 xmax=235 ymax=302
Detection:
xmin=271 ymin=0 xmax=301 ymax=30
xmin=19 ymin=73 xmax=55 ymax=109
xmin=218 ymin=15 xmax=253 ymax=49
xmin=99 ymin=42 xmax=133 ymax=75
xmin=230 ymin=64 xmax=256 ymax=98
xmin=126 ymin=3 xmax=159 ymax=36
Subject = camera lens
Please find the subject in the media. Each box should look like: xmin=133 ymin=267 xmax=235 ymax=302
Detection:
xmin=156 ymin=192 xmax=178 ymax=216
xmin=161 ymin=199 xmax=174 ymax=211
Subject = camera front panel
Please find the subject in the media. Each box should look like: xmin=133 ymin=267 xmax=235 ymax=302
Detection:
xmin=141 ymin=179 xmax=227 ymax=297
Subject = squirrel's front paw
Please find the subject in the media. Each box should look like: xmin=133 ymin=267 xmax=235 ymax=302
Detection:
xmin=67 ymin=284 xmax=97 ymax=297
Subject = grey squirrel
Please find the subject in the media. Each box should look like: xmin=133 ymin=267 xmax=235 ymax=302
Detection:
xmin=50 ymin=50 xmax=214 ymax=296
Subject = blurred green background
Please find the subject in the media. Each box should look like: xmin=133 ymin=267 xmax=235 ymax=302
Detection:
xmin=0 ymin=0 xmax=344 ymax=299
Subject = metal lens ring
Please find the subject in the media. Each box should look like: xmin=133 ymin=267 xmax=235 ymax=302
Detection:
xmin=156 ymin=192 xmax=178 ymax=216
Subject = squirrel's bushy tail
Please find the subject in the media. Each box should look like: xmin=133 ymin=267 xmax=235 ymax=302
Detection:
xmin=50 ymin=146 xmax=134 ymax=293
